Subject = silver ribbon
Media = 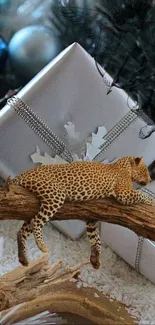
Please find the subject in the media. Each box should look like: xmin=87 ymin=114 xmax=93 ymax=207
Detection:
xmin=7 ymin=96 xmax=73 ymax=163
xmin=135 ymin=236 xmax=144 ymax=273
xmin=135 ymin=187 xmax=155 ymax=273
xmin=93 ymin=108 xmax=138 ymax=162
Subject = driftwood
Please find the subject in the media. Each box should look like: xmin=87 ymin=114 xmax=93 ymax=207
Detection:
xmin=0 ymin=184 xmax=155 ymax=240
xmin=0 ymin=254 xmax=135 ymax=325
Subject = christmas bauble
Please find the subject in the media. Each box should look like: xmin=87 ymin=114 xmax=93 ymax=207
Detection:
xmin=0 ymin=0 xmax=11 ymax=13
xmin=0 ymin=36 xmax=8 ymax=69
xmin=8 ymin=25 xmax=62 ymax=81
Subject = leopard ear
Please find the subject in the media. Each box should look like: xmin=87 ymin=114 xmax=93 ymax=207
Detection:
xmin=135 ymin=156 xmax=143 ymax=166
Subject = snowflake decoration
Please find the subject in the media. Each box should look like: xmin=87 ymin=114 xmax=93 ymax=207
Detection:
xmin=30 ymin=121 xmax=114 ymax=165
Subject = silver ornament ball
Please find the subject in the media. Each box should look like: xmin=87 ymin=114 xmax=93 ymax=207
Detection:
xmin=8 ymin=25 xmax=62 ymax=80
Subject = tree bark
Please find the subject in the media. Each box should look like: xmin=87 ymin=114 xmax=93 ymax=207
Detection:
xmin=0 ymin=254 xmax=135 ymax=325
xmin=0 ymin=184 xmax=155 ymax=240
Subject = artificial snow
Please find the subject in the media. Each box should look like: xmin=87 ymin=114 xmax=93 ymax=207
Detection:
xmin=0 ymin=236 xmax=3 ymax=259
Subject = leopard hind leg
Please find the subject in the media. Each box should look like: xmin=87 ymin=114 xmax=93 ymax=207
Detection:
xmin=86 ymin=221 xmax=101 ymax=269
xmin=31 ymin=186 xmax=66 ymax=253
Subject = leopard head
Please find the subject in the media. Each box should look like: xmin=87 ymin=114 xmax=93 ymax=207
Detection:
xmin=131 ymin=156 xmax=151 ymax=186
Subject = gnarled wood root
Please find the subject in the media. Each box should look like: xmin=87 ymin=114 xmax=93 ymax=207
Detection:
xmin=0 ymin=254 xmax=136 ymax=325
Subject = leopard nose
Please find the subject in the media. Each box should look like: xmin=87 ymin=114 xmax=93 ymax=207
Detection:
xmin=140 ymin=181 xmax=147 ymax=186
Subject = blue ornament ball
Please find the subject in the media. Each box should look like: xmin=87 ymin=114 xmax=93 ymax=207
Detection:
xmin=0 ymin=0 xmax=11 ymax=13
xmin=0 ymin=36 xmax=8 ymax=69
xmin=8 ymin=25 xmax=62 ymax=81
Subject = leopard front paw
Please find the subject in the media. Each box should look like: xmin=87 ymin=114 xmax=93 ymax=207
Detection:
xmin=90 ymin=255 xmax=101 ymax=269
xmin=37 ymin=242 xmax=48 ymax=253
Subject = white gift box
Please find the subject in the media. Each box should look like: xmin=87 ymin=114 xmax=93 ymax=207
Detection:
xmin=0 ymin=43 xmax=144 ymax=178
xmin=0 ymin=42 xmax=138 ymax=239
xmin=0 ymin=43 xmax=155 ymax=282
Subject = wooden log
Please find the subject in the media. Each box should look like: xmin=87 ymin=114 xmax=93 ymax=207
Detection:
xmin=0 ymin=255 xmax=135 ymax=325
xmin=0 ymin=184 xmax=155 ymax=240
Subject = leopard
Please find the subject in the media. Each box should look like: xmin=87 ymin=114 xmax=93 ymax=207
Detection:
xmin=11 ymin=156 xmax=154 ymax=269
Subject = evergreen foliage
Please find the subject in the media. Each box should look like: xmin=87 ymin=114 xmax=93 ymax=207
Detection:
xmin=51 ymin=0 xmax=155 ymax=122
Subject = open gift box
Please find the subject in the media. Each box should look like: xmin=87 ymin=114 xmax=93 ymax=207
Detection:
xmin=0 ymin=42 xmax=155 ymax=282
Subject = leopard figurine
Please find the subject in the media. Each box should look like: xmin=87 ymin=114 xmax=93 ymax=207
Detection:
xmin=11 ymin=156 xmax=154 ymax=268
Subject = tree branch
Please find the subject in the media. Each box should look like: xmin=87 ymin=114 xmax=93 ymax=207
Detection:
xmin=0 ymin=255 xmax=135 ymax=325
xmin=0 ymin=184 xmax=155 ymax=240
